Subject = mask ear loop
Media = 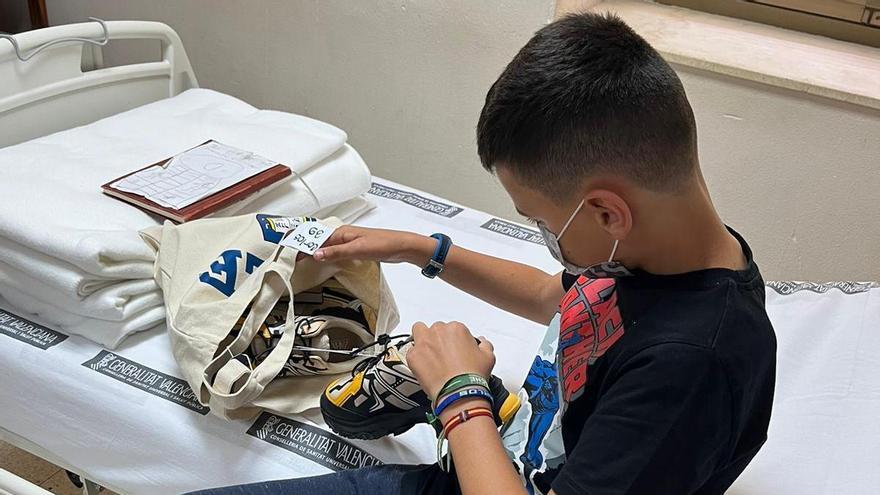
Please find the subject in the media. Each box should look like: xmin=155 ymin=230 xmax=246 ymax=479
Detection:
xmin=608 ymin=239 xmax=620 ymax=262
xmin=557 ymin=199 xmax=586 ymax=241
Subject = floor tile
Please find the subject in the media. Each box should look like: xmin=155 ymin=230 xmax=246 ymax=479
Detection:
xmin=0 ymin=440 xmax=60 ymax=485
xmin=39 ymin=469 xmax=83 ymax=495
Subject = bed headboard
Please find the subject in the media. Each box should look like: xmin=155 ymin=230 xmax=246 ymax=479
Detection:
xmin=0 ymin=20 xmax=198 ymax=148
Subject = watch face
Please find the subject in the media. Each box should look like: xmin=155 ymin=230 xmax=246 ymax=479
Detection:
xmin=422 ymin=259 xmax=443 ymax=278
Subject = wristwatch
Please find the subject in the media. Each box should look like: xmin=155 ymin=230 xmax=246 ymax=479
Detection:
xmin=421 ymin=233 xmax=452 ymax=279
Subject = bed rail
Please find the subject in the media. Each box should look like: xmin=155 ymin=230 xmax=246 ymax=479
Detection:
xmin=0 ymin=468 xmax=53 ymax=495
xmin=0 ymin=20 xmax=198 ymax=148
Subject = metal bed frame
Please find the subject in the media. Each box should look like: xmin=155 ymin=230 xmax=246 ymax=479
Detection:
xmin=0 ymin=19 xmax=198 ymax=495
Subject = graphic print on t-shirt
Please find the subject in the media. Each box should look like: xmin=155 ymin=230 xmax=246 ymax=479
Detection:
xmin=502 ymin=314 xmax=565 ymax=494
xmin=503 ymin=276 xmax=625 ymax=493
xmin=558 ymin=277 xmax=624 ymax=402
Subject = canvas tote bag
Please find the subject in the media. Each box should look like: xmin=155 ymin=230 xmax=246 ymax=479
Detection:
xmin=141 ymin=213 xmax=399 ymax=419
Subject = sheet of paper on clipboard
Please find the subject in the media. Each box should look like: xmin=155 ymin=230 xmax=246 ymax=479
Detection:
xmin=111 ymin=141 xmax=278 ymax=209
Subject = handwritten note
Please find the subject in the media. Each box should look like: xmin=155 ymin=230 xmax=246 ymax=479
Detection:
xmin=280 ymin=221 xmax=337 ymax=255
xmin=112 ymin=141 xmax=277 ymax=209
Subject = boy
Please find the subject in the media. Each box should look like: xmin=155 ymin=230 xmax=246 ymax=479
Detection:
xmin=195 ymin=12 xmax=775 ymax=495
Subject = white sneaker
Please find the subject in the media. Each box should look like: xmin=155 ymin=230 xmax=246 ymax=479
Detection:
xmin=282 ymin=314 xmax=376 ymax=376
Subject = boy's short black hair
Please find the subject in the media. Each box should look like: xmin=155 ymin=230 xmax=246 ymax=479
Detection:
xmin=477 ymin=13 xmax=698 ymax=197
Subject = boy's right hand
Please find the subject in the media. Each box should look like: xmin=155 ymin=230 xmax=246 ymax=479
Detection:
xmin=312 ymin=225 xmax=434 ymax=266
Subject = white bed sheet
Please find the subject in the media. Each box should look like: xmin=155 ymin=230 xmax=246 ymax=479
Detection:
xmin=1 ymin=179 xmax=877 ymax=495
xmin=730 ymin=281 xmax=880 ymax=495
xmin=0 ymin=178 xmax=556 ymax=495
xmin=0 ymin=88 xmax=348 ymax=278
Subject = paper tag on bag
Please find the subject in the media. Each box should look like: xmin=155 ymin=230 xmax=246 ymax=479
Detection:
xmin=280 ymin=221 xmax=337 ymax=255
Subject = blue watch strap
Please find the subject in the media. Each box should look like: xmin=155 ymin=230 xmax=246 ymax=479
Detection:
xmin=421 ymin=233 xmax=452 ymax=278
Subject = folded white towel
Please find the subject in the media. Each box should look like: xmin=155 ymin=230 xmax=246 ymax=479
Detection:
xmin=0 ymin=89 xmax=348 ymax=277
xmin=0 ymin=280 xmax=166 ymax=349
xmin=0 ymin=142 xmax=371 ymax=305
xmin=312 ymin=194 xmax=376 ymax=224
xmin=223 ymin=144 xmax=372 ymax=217
xmin=0 ymin=141 xmax=370 ymax=297
xmin=0 ymin=261 xmax=160 ymax=321
xmin=0 ymin=194 xmax=375 ymax=348
xmin=0 ymin=236 xmax=152 ymax=297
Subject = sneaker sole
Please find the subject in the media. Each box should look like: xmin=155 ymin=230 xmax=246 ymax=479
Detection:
xmin=320 ymin=392 xmax=428 ymax=440
xmin=321 ymin=375 xmax=522 ymax=440
xmin=487 ymin=375 xmax=522 ymax=427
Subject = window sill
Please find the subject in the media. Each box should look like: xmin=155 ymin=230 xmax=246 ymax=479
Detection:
xmin=568 ymin=0 xmax=880 ymax=110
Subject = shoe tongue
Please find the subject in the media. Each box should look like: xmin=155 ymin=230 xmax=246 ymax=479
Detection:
xmin=307 ymin=333 xmax=331 ymax=361
xmin=297 ymin=317 xmax=325 ymax=338
xmin=387 ymin=340 xmax=413 ymax=366
xmin=298 ymin=325 xmax=359 ymax=363
xmin=293 ymin=316 xmax=331 ymax=361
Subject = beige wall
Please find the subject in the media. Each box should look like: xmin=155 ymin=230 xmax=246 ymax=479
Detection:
xmin=677 ymin=66 xmax=880 ymax=281
xmin=47 ymin=1 xmax=878 ymax=281
xmin=47 ymin=0 xmax=555 ymax=221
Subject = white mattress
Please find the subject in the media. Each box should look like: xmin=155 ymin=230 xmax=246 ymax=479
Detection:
xmin=731 ymin=281 xmax=880 ymax=495
xmin=1 ymin=179 xmax=877 ymax=494
xmin=0 ymin=178 xmax=555 ymax=495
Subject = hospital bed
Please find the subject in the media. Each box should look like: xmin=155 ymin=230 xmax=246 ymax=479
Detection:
xmin=1 ymin=20 xmax=878 ymax=495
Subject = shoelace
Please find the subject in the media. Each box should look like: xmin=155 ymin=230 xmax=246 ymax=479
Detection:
xmin=251 ymin=316 xmax=322 ymax=365
xmin=350 ymin=334 xmax=413 ymax=376
xmin=251 ymin=319 xmax=409 ymax=372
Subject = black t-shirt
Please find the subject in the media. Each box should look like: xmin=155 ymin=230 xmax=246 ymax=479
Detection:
xmin=541 ymin=229 xmax=776 ymax=495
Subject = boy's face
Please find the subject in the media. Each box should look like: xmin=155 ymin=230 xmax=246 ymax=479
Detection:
xmin=496 ymin=166 xmax=622 ymax=271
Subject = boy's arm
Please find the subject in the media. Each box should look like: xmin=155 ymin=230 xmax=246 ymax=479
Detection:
xmin=445 ymin=411 xmax=559 ymax=495
xmin=407 ymin=322 xmax=527 ymax=495
xmin=438 ymin=401 xmax=527 ymax=495
xmin=314 ymin=226 xmax=563 ymax=325
xmin=406 ymin=321 xmax=557 ymax=495
xmin=434 ymin=240 xmax=563 ymax=325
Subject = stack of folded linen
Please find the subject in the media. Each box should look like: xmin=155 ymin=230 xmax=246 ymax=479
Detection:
xmin=0 ymin=89 xmax=375 ymax=348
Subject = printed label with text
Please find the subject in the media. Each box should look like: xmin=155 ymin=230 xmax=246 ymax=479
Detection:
xmin=0 ymin=309 xmax=68 ymax=349
xmin=368 ymin=183 xmax=463 ymax=218
xmin=82 ymin=350 xmax=209 ymax=415
xmin=481 ymin=218 xmax=545 ymax=245
xmin=248 ymin=412 xmax=383 ymax=471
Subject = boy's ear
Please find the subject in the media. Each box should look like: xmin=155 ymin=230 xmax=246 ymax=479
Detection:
xmin=584 ymin=189 xmax=632 ymax=241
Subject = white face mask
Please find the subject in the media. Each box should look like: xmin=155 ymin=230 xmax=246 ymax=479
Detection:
xmin=537 ymin=198 xmax=633 ymax=278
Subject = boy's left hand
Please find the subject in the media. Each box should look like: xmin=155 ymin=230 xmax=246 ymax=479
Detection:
xmin=407 ymin=321 xmax=496 ymax=400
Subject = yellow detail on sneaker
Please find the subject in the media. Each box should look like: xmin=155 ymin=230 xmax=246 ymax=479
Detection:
xmin=498 ymin=393 xmax=522 ymax=424
xmin=325 ymin=372 xmax=365 ymax=407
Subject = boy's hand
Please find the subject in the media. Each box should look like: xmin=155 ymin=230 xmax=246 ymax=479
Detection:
xmin=312 ymin=225 xmax=433 ymax=265
xmin=407 ymin=321 xmax=496 ymax=400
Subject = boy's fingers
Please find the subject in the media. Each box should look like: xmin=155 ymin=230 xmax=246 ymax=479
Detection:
xmin=314 ymin=246 xmax=337 ymax=261
xmin=477 ymin=336 xmax=494 ymax=353
xmin=411 ymin=321 xmax=429 ymax=341
xmin=320 ymin=226 xmax=360 ymax=248
xmin=314 ymin=242 xmax=358 ymax=262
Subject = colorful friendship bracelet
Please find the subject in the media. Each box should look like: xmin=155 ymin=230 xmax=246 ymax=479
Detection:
xmin=436 ymin=406 xmax=494 ymax=471
xmin=432 ymin=373 xmax=489 ymax=408
xmin=426 ymin=384 xmax=492 ymax=435
xmin=443 ymin=407 xmax=494 ymax=436
xmin=433 ymin=386 xmax=493 ymax=418
xmin=433 ymin=381 xmax=491 ymax=410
